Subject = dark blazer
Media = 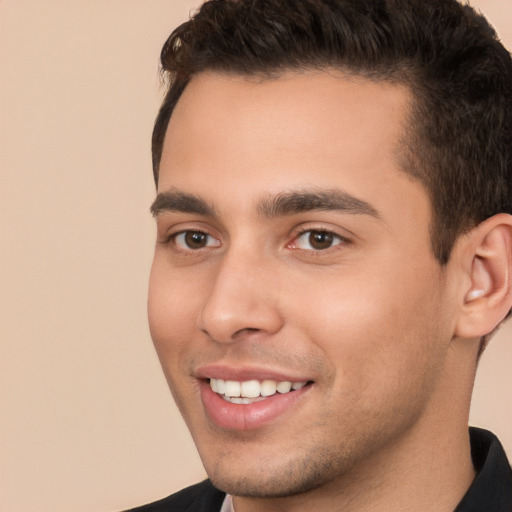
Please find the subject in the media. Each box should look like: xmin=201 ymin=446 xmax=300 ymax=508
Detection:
xmin=125 ymin=480 xmax=225 ymax=512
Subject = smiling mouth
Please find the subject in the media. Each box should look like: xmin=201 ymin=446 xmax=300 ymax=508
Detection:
xmin=209 ymin=378 xmax=310 ymax=404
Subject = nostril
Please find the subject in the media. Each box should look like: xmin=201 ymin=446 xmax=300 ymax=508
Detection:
xmin=235 ymin=327 xmax=260 ymax=335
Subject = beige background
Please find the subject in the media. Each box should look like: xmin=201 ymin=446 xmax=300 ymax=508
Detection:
xmin=0 ymin=1 xmax=510 ymax=511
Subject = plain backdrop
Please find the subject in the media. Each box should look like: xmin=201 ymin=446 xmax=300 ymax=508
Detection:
xmin=1 ymin=1 xmax=511 ymax=511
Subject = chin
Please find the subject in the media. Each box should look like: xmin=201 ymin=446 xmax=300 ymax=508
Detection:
xmin=204 ymin=446 xmax=346 ymax=499
xmin=209 ymin=472 xmax=323 ymax=499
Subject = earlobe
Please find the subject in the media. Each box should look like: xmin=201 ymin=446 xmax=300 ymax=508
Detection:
xmin=455 ymin=214 xmax=512 ymax=339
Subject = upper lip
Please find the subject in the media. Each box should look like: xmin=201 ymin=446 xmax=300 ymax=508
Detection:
xmin=195 ymin=364 xmax=311 ymax=383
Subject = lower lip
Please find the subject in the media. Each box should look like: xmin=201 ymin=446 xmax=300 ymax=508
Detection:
xmin=199 ymin=380 xmax=311 ymax=431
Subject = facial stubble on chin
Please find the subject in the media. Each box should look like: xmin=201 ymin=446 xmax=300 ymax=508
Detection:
xmin=201 ymin=417 xmax=384 ymax=501
xmin=209 ymin=446 xmax=347 ymax=499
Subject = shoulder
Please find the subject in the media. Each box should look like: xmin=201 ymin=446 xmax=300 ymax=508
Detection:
xmin=124 ymin=480 xmax=226 ymax=512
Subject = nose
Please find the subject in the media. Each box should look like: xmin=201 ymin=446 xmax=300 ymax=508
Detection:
xmin=197 ymin=248 xmax=284 ymax=344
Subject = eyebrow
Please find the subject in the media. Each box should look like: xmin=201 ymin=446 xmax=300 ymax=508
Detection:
xmin=258 ymin=189 xmax=380 ymax=219
xmin=150 ymin=189 xmax=215 ymax=217
xmin=150 ymin=187 xmax=380 ymax=220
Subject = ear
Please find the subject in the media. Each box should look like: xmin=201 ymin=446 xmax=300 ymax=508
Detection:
xmin=454 ymin=214 xmax=512 ymax=339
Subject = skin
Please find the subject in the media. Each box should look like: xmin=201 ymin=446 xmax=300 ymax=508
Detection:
xmin=148 ymin=71 xmax=479 ymax=511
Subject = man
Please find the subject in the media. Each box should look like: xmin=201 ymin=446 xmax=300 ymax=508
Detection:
xmin=131 ymin=0 xmax=512 ymax=510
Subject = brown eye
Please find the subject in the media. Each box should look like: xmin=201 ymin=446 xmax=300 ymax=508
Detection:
xmin=174 ymin=231 xmax=220 ymax=250
xmin=292 ymin=230 xmax=344 ymax=251
xmin=309 ymin=231 xmax=334 ymax=250
xmin=185 ymin=231 xmax=208 ymax=248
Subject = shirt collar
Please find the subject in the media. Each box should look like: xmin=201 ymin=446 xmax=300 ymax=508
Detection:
xmin=455 ymin=427 xmax=512 ymax=511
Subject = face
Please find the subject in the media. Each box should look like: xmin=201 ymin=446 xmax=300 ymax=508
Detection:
xmin=148 ymin=71 xmax=459 ymax=499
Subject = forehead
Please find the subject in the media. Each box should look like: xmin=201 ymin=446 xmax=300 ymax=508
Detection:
xmin=163 ymin=71 xmax=411 ymax=161
xmin=158 ymin=70 xmax=426 ymax=224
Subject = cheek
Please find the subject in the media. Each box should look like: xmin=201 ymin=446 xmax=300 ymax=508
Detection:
xmin=147 ymin=257 xmax=201 ymax=363
xmin=294 ymin=263 xmax=448 ymax=404
xmin=147 ymin=260 xmax=205 ymax=416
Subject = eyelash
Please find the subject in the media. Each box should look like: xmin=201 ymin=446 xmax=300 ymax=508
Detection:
xmin=161 ymin=227 xmax=349 ymax=255
xmin=288 ymin=228 xmax=349 ymax=253
xmin=163 ymin=229 xmax=221 ymax=252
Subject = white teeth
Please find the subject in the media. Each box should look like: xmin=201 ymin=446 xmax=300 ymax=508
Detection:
xmin=241 ymin=380 xmax=261 ymax=398
xmin=222 ymin=396 xmax=267 ymax=404
xmin=209 ymin=378 xmax=308 ymax=401
xmin=277 ymin=381 xmax=292 ymax=393
xmin=224 ymin=380 xmax=241 ymax=397
xmin=229 ymin=397 xmax=248 ymax=404
xmin=260 ymin=379 xmax=277 ymax=397
xmin=216 ymin=379 xmax=226 ymax=394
